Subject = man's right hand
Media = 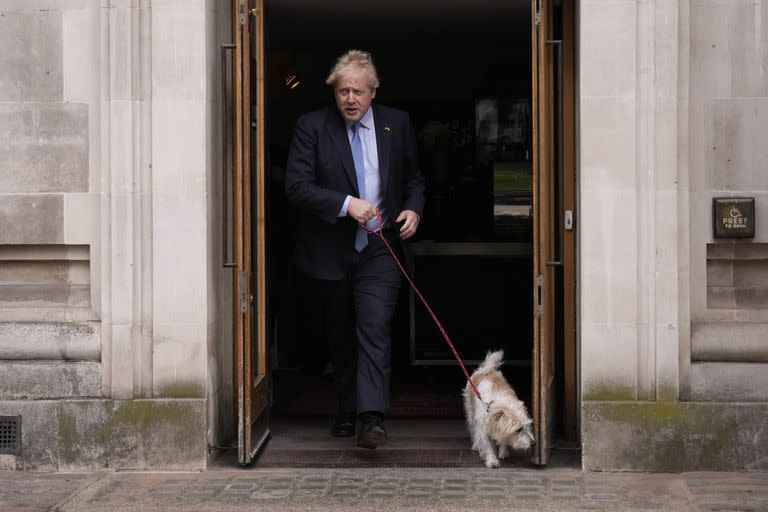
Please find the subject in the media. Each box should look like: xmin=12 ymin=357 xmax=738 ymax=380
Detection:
xmin=347 ymin=197 xmax=377 ymax=225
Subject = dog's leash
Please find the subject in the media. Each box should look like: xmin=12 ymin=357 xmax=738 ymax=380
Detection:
xmin=362 ymin=210 xmax=493 ymax=411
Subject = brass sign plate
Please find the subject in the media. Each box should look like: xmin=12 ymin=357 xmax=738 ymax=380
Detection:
xmin=713 ymin=197 xmax=755 ymax=238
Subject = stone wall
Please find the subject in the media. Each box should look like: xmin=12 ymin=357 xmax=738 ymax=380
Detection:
xmin=0 ymin=0 xmax=229 ymax=471
xmin=580 ymin=0 xmax=768 ymax=471
xmin=579 ymin=0 xmax=680 ymax=405
xmin=0 ymin=1 xmax=102 ymax=401
xmin=685 ymin=0 xmax=768 ymax=401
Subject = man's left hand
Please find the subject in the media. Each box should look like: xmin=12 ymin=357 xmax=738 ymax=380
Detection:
xmin=396 ymin=210 xmax=420 ymax=240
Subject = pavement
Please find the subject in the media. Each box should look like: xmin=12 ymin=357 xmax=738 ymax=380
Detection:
xmin=2 ymin=419 xmax=767 ymax=511
xmin=2 ymin=467 xmax=768 ymax=512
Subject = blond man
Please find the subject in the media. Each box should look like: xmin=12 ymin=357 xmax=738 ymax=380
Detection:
xmin=285 ymin=50 xmax=425 ymax=448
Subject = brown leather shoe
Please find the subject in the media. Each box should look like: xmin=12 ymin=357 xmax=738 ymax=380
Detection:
xmin=331 ymin=414 xmax=356 ymax=437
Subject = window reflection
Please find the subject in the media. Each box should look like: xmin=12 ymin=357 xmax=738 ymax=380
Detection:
xmin=416 ymin=97 xmax=532 ymax=243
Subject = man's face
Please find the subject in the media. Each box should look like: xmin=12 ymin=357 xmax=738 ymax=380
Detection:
xmin=334 ymin=70 xmax=376 ymax=124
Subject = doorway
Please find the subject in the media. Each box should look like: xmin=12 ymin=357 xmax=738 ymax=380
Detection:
xmin=229 ymin=0 xmax=577 ymax=467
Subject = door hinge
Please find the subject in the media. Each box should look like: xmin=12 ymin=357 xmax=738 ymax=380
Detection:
xmin=565 ymin=210 xmax=574 ymax=230
xmin=536 ymin=274 xmax=543 ymax=316
xmin=240 ymin=270 xmax=248 ymax=313
xmin=239 ymin=0 xmax=246 ymax=25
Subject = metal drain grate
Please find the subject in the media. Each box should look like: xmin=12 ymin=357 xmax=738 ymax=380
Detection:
xmin=0 ymin=416 xmax=21 ymax=455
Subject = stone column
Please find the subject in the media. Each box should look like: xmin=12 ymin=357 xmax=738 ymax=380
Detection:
xmin=150 ymin=0 xmax=212 ymax=399
xmin=579 ymin=0 xmax=683 ymax=468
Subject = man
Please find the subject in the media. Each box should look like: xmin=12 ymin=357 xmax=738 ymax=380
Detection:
xmin=285 ymin=50 xmax=425 ymax=449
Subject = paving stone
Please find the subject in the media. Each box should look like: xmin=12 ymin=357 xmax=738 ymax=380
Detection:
xmin=552 ymin=494 xmax=580 ymax=500
xmin=476 ymin=477 xmax=506 ymax=484
xmin=185 ymin=489 xmax=220 ymax=497
xmin=519 ymin=484 xmax=546 ymax=490
xmin=251 ymin=488 xmax=293 ymax=499
xmin=231 ymin=477 xmax=260 ymax=484
xmin=477 ymin=485 xmax=506 ymax=491
xmin=329 ymin=491 xmax=361 ymax=499
xmin=477 ymin=492 xmax=506 ymax=499
xmin=513 ymin=493 xmax=544 ymax=500
xmin=3 ymin=468 xmax=758 ymax=511
xmin=587 ymin=493 xmax=618 ymax=501
xmin=407 ymin=491 xmax=436 ymax=497
xmin=516 ymin=478 xmax=547 ymax=484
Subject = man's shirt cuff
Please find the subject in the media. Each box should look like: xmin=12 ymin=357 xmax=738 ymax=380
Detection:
xmin=339 ymin=195 xmax=352 ymax=217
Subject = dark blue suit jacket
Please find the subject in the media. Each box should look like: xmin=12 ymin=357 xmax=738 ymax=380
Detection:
xmin=285 ymin=104 xmax=425 ymax=279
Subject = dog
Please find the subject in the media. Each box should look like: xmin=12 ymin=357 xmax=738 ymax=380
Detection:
xmin=463 ymin=350 xmax=535 ymax=468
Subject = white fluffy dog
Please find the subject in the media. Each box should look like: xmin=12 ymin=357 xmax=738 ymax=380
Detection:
xmin=463 ymin=350 xmax=535 ymax=468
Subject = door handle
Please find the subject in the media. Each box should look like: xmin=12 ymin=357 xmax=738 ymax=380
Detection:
xmin=222 ymin=43 xmax=237 ymax=268
xmin=545 ymin=39 xmax=564 ymax=268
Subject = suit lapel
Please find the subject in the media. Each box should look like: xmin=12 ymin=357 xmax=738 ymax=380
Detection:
xmin=326 ymin=110 xmax=359 ymax=195
xmin=373 ymin=105 xmax=391 ymax=195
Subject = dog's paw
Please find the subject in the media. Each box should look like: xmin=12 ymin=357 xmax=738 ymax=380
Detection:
xmin=484 ymin=458 xmax=500 ymax=468
xmin=498 ymin=445 xmax=509 ymax=459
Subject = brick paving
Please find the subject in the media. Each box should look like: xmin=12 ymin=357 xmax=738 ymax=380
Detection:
xmin=2 ymin=468 xmax=767 ymax=511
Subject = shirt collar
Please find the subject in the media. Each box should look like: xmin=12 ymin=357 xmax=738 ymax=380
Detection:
xmin=347 ymin=106 xmax=374 ymax=131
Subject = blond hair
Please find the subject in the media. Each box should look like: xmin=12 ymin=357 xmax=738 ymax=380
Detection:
xmin=325 ymin=49 xmax=380 ymax=90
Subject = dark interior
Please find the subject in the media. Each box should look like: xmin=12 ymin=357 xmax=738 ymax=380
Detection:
xmin=263 ymin=0 xmax=535 ymax=421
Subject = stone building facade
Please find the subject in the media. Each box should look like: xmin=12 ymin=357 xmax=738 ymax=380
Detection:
xmin=580 ymin=0 xmax=768 ymax=471
xmin=0 ymin=0 xmax=226 ymax=471
xmin=0 ymin=0 xmax=766 ymax=472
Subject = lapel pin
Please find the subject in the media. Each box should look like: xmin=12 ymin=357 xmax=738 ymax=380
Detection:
xmin=384 ymin=126 xmax=391 ymax=132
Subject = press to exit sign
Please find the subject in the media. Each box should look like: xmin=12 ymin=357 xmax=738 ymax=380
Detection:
xmin=713 ymin=197 xmax=755 ymax=238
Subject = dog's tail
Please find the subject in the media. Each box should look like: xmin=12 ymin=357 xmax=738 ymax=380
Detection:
xmin=475 ymin=350 xmax=504 ymax=374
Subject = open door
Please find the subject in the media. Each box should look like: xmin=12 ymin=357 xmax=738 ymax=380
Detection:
xmin=233 ymin=0 xmax=269 ymax=465
xmin=531 ymin=0 xmax=562 ymax=466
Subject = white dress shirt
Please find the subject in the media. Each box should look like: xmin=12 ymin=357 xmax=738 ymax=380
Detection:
xmin=338 ymin=107 xmax=385 ymax=228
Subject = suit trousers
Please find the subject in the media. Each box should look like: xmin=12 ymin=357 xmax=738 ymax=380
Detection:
xmin=299 ymin=230 xmax=402 ymax=416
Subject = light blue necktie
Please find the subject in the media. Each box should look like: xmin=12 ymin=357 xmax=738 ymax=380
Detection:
xmin=351 ymin=123 xmax=368 ymax=252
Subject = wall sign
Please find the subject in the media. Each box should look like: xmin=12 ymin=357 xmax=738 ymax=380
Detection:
xmin=713 ymin=197 xmax=755 ymax=238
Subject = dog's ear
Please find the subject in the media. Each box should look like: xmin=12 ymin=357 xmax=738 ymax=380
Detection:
xmin=491 ymin=410 xmax=506 ymax=423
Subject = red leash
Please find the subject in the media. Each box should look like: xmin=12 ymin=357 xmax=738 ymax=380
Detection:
xmin=363 ymin=211 xmax=490 ymax=409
